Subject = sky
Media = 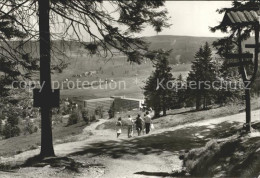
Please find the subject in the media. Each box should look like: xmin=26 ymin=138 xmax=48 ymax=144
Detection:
xmin=138 ymin=1 xmax=233 ymax=38
xmin=57 ymin=1 xmax=233 ymax=41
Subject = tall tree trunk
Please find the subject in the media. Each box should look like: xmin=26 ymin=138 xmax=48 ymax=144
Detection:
xmin=245 ymin=89 xmax=251 ymax=132
xmin=203 ymin=96 xmax=206 ymax=110
xmin=196 ymin=95 xmax=201 ymax=111
xmin=163 ymin=96 xmax=166 ymax=116
xmin=39 ymin=0 xmax=55 ymax=158
xmin=154 ymin=107 xmax=160 ymax=118
xmin=163 ymin=106 xmax=166 ymax=116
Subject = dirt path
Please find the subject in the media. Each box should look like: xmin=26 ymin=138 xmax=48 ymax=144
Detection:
xmin=1 ymin=110 xmax=260 ymax=178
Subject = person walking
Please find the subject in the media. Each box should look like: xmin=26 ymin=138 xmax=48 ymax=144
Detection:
xmin=135 ymin=114 xmax=143 ymax=136
xmin=116 ymin=117 xmax=122 ymax=138
xmin=144 ymin=111 xmax=152 ymax=134
xmin=143 ymin=113 xmax=146 ymax=134
xmin=127 ymin=115 xmax=134 ymax=138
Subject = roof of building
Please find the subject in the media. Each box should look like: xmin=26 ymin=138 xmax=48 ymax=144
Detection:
xmin=110 ymin=96 xmax=124 ymax=99
xmin=84 ymin=98 xmax=114 ymax=102
xmin=119 ymin=97 xmax=144 ymax=102
xmin=221 ymin=8 xmax=260 ymax=26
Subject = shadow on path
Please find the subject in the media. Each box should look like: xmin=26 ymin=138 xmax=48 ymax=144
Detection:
xmin=134 ymin=171 xmax=172 ymax=177
xmin=69 ymin=121 xmax=242 ymax=159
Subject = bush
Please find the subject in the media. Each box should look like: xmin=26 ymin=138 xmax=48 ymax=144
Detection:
xmin=67 ymin=110 xmax=82 ymax=126
xmin=3 ymin=124 xmax=20 ymax=139
xmin=7 ymin=115 xmax=19 ymax=126
xmin=81 ymin=110 xmax=98 ymax=124
xmin=24 ymin=122 xmax=34 ymax=134
xmin=24 ymin=121 xmax=38 ymax=135
xmin=2 ymin=110 xmax=21 ymax=139
xmin=82 ymin=109 xmax=90 ymax=124
xmin=90 ymin=115 xmax=97 ymax=122
xmin=183 ymin=140 xmax=221 ymax=175
xmin=95 ymin=106 xmax=104 ymax=118
xmin=53 ymin=114 xmax=63 ymax=124
xmin=34 ymin=126 xmax=38 ymax=133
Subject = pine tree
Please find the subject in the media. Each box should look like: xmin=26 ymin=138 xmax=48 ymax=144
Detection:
xmin=216 ymin=58 xmax=242 ymax=106
xmin=175 ymin=74 xmax=186 ymax=108
xmin=0 ymin=13 xmax=37 ymax=97
xmin=3 ymin=109 xmax=21 ymax=139
xmin=0 ymin=0 xmax=170 ymax=158
xmin=144 ymin=50 xmax=174 ymax=117
xmin=187 ymin=42 xmax=218 ymax=110
xmin=0 ymin=57 xmax=20 ymax=97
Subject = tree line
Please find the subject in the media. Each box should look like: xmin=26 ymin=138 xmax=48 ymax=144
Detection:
xmin=143 ymin=42 xmax=246 ymax=117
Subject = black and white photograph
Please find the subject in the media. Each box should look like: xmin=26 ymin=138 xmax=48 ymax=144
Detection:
xmin=0 ymin=0 xmax=260 ymax=177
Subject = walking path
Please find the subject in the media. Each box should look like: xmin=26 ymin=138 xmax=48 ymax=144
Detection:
xmin=0 ymin=110 xmax=260 ymax=177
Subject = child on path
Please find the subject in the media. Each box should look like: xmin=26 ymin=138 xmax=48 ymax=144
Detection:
xmin=135 ymin=114 xmax=144 ymax=136
xmin=116 ymin=117 xmax=122 ymax=138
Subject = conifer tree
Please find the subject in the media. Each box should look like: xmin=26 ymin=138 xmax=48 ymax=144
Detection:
xmin=0 ymin=0 xmax=171 ymax=157
xmin=175 ymin=74 xmax=186 ymax=108
xmin=187 ymin=42 xmax=217 ymax=110
xmin=144 ymin=50 xmax=174 ymax=117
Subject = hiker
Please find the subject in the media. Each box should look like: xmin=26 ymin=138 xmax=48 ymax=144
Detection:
xmin=143 ymin=113 xmax=146 ymax=134
xmin=144 ymin=111 xmax=152 ymax=134
xmin=127 ymin=115 xmax=134 ymax=138
xmin=116 ymin=117 xmax=122 ymax=138
xmin=135 ymin=114 xmax=144 ymax=136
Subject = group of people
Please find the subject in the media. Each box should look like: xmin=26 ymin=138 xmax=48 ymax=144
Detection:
xmin=116 ymin=111 xmax=153 ymax=138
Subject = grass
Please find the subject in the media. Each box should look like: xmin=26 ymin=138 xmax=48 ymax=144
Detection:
xmin=2 ymin=96 xmax=257 ymax=159
xmin=183 ymin=138 xmax=239 ymax=177
xmin=51 ymin=53 xmax=190 ymax=101
xmin=0 ymin=121 xmax=87 ymax=157
xmin=153 ymin=97 xmax=260 ymax=129
xmin=181 ymin=121 xmax=260 ymax=177
xmin=97 ymin=96 xmax=260 ymax=132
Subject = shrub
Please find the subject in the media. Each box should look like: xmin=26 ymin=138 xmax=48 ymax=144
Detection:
xmin=82 ymin=109 xmax=90 ymax=124
xmin=34 ymin=126 xmax=38 ymax=133
xmin=24 ymin=122 xmax=38 ymax=135
xmin=3 ymin=124 xmax=20 ymax=139
xmin=95 ymin=106 xmax=104 ymax=118
xmin=108 ymin=108 xmax=114 ymax=119
xmin=81 ymin=110 xmax=98 ymax=124
xmin=90 ymin=115 xmax=97 ymax=122
xmin=2 ymin=110 xmax=21 ymax=139
xmin=67 ymin=109 xmax=82 ymax=126
xmin=53 ymin=114 xmax=63 ymax=124
xmin=183 ymin=140 xmax=220 ymax=175
xmin=24 ymin=122 xmax=34 ymax=134
xmin=2 ymin=124 xmax=11 ymax=138
xmin=7 ymin=115 xmax=19 ymax=127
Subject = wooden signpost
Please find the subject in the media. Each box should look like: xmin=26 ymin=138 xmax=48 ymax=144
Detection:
xmin=222 ymin=8 xmax=260 ymax=132
xmin=226 ymin=42 xmax=259 ymax=132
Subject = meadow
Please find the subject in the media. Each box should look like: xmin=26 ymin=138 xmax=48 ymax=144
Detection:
xmin=51 ymin=51 xmax=191 ymax=103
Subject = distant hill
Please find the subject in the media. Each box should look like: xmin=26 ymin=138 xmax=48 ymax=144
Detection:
xmin=5 ymin=35 xmax=256 ymax=65
xmin=143 ymin=35 xmax=219 ymax=64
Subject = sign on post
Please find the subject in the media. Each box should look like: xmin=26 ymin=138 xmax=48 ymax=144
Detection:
xmin=245 ymin=44 xmax=260 ymax=49
xmin=226 ymin=53 xmax=253 ymax=67
xmin=225 ymin=53 xmax=253 ymax=59
xmin=33 ymin=89 xmax=60 ymax=108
